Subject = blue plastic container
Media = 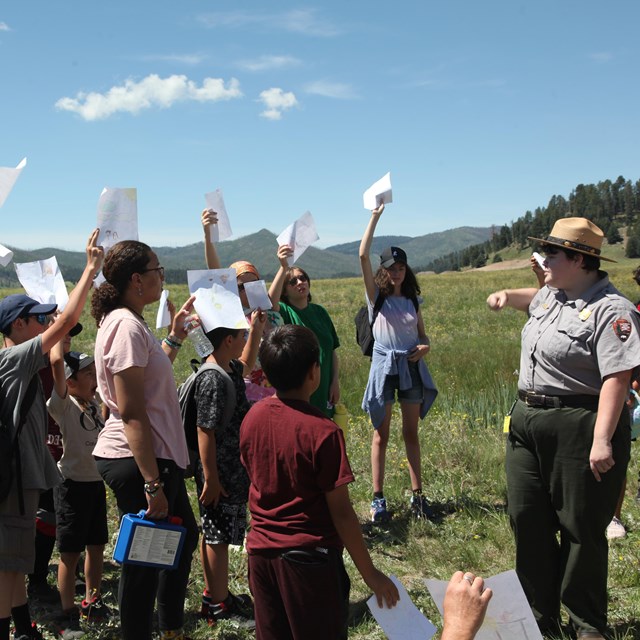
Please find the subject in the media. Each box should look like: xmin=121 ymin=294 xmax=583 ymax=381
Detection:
xmin=113 ymin=510 xmax=186 ymax=569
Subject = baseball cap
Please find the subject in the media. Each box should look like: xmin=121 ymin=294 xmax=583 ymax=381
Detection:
xmin=63 ymin=351 xmax=95 ymax=379
xmin=0 ymin=294 xmax=58 ymax=334
xmin=380 ymin=246 xmax=408 ymax=269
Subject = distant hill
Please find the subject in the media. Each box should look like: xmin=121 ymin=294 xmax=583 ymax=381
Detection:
xmin=0 ymin=225 xmax=493 ymax=286
xmin=327 ymin=227 xmax=494 ymax=270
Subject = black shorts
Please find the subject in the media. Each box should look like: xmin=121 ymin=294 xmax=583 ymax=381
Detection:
xmin=54 ymin=479 xmax=108 ymax=553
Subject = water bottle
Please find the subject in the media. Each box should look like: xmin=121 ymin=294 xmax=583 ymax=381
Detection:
xmin=333 ymin=403 xmax=349 ymax=435
xmin=184 ymin=315 xmax=213 ymax=358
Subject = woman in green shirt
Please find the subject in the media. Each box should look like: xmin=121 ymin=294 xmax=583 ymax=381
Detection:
xmin=275 ymin=261 xmax=340 ymax=418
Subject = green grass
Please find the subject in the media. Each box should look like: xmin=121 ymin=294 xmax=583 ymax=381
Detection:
xmin=13 ymin=260 xmax=640 ymax=638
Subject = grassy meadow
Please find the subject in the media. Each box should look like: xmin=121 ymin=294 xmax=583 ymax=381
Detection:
xmin=11 ymin=258 xmax=640 ymax=639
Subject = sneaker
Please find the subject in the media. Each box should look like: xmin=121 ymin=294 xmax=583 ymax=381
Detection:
xmin=53 ymin=608 xmax=85 ymax=640
xmin=27 ymin=580 xmax=60 ymax=604
xmin=13 ymin=623 xmax=44 ymax=640
xmin=200 ymin=589 xmax=213 ymax=619
xmin=410 ymin=493 xmax=434 ymax=520
xmin=208 ymin=592 xmax=256 ymax=630
xmin=370 ymin=497 xmax=391 ymax=523
xmin=80 ymin=595 xmax=111 ymax=622
xmin=606 ymin=516 xmax=626 ymax=540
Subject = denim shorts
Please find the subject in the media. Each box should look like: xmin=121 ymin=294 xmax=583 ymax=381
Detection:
xmin=383 ymin=361 xmax=423 ymax=404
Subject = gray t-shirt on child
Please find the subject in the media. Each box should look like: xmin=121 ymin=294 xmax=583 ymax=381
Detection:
xmin=0 ymin=336 xmax=61 ymax=491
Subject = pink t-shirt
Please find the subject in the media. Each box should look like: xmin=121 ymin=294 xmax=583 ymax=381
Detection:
xmin=93 ymin=308 xmax=189 ymax=468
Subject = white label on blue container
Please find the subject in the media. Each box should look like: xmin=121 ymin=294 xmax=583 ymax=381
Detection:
xmin=128 ymin=526 xmax=182 ymax=565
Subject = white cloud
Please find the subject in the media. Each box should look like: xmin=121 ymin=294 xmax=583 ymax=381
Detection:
xmin=139 ymin=53 xmax=206 ymax=65
xmin=55 ymin=74 xmax=242 ymax=121
xmin=198 ymin=8 xmax=340 ymax=37
xmin=589 ymin=52 xmax=613 ymax=63
xmin=258 ymin=87 xmax=298 ymax=120
xmin=0 ymin=22 xmax=10 ymax=31
xmin=237 ymin=54 xmax=301 ymax=72
xmin=305 ymin=80 xmax=358 ymax=99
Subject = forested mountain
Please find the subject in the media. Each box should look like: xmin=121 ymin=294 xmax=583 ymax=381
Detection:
xmin=0 ymin=226 xmax=492 ymax=287
xmin=425 ymin=176 xmax=640 ymax=273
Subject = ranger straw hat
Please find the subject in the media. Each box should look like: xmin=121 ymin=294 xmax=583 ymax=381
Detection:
xmin=528 ymin=217 xmax=615 ymax=262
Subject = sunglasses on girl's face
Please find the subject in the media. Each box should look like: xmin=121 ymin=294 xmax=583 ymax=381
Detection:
xmin=287 ymin=274 xmax=308 ymax=286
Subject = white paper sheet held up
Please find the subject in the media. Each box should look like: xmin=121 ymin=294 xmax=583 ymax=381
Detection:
xmin=0 ymin=158 xmax=27 ymax=208
xmin=156 ymin=289 xmax=171 ymax=329
xmin=193 ymin=284 xmax=249 ymax=333
xmin=276 ymin=211 xmax=318 ymax=262
xmin=0 ymin=244 xmax=14 ymax=267
xmin=204 ymin=189 xmax=233 ymax=242
xmin=366 ymin=575 xmax=437 ymax=640
xmin=96 ymin=187 xmax=138 ymax=252
xmin=243 ymin=280 xmax=272 ymax=311
xmin=363 ymin=172 xmax=393 ymax=209
xmin=425 ymin=570 xmax=543 ymax=640
xmin=14 ymin=256 xmax=69 ymax=311
xmin=187 ymin=269 xmax=239 ymax=296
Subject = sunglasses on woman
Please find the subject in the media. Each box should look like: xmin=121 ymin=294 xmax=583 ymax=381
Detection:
xmin=287 ymin=274 xmax=308 ymax=286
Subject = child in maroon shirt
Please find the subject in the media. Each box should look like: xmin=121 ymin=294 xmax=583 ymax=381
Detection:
xmin=240 ymin=325 xmax=398 ymax=640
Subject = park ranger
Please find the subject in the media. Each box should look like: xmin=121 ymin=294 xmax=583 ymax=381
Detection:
xmin=486 ymin=217 xmax=640 ymax=640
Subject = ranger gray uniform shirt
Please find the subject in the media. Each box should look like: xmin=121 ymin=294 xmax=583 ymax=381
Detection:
xmin=518 ymin=273 xmax=640 ymax=395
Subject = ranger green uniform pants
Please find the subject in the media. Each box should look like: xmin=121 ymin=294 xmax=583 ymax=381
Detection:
xmin=506 ymin=400 xmax=630 ymax=635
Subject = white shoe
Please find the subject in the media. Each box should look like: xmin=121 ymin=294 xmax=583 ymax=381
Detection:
xmin=606 ymin=516 xmax=626 ymax=539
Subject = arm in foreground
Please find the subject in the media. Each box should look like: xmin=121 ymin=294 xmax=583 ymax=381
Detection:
xmin=326 ymin=484 xmax=399 ymax=608
xmin=486 ymin=287 xmax=538 ymax=313
xmin=440 ymin=571 xmax=492 ymax=640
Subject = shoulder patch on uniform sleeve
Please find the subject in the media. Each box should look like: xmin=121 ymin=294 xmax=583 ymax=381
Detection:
xmin=612 ymin=318 xmax=633 ymax=342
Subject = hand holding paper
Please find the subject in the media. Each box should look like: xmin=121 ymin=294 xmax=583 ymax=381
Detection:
xmin=366 ymin=576 xmax=436 ymax=640
xmin=204 ymin=189 xmax=232 ymax=242
xmin=425 ymin=570 xmax=543 ymax=640
xmin=363 ymin=172 xmax=392 ymax=210
xmin=276 ymin=211 xmax=319 ymax=263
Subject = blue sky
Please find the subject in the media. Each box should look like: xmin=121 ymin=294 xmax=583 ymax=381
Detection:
xmin=1 ymin=1 xmax=639 ymax=251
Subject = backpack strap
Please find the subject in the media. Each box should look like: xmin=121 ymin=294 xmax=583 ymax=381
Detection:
xmin=371 ymin=293 xmax=385 ymax=329
xmin=13 ymin=375 xmax=39 ymax=516
xmin=192 ymin=363 xmax=237 ymax=431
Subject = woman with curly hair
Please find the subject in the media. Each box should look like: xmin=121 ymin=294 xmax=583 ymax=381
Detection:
xmin=358 ymin=204 xmax=437 ymax=524
xmin=91 ymin=240 xmax=198 ymax=640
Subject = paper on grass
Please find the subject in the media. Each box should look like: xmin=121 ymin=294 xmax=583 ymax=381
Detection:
xmin=204 ymin=189 xmax=233 ymax=242
xmin=366 ymin=575 xmax=437 ymax=640
xmin=187 ymin=268 xmax=238 ymax=296
xmin=363 ymin=172 xmax=392 ymax=210
xmin=276 ymin=211 xmax=318 ymax=263
xmin=425 ymin=570 xmax=543 ymax=640
xmin=0 ymin=244 xmax=14 ymax=267
xmin=193 ymin=284 xmax=249 ymax=333
xmin=14 ymin=256 xmax=69 ymax=311
xmin=156 ymin=289 xmax=171 ymax=329
xmin=0 ymin=157 xmax=27 ymax=208
xmin=243 ymin=280 xmax=272 ymax=311
xmin=96 ymin=187 xmax=138 ymax=252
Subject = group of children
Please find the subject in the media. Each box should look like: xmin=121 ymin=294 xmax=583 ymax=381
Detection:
xmin=16 ymin=200 xmax=443 ymax=640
